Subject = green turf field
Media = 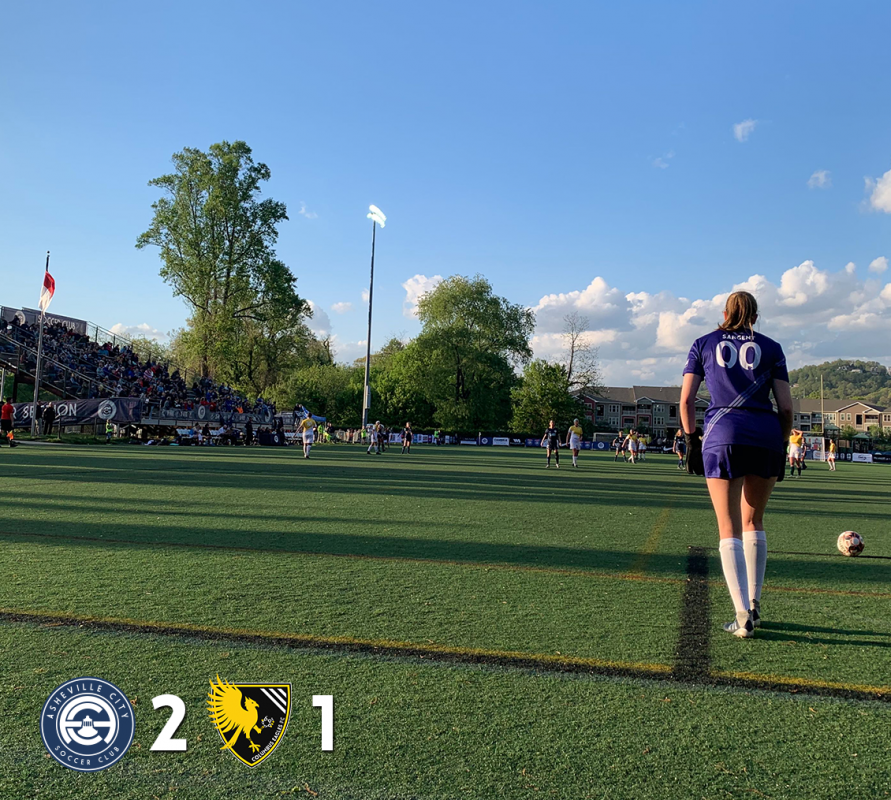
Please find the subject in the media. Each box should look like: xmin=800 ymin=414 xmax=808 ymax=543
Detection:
xmin=1 ymin=443 xmax=889 ymax=798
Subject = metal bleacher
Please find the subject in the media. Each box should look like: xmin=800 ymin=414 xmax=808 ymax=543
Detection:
xmin=0 ymin=329 xmax=119 ymax=400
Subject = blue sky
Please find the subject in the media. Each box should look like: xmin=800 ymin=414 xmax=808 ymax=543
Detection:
xmin=2 ymin=1 xmax=890 ymax=383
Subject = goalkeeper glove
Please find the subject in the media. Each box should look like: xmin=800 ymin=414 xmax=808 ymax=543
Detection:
xmin=684 ymin=428 xmax=704 ymax=476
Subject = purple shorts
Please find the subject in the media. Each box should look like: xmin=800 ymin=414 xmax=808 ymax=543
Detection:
xmin=703 ymin=445 xmax=785 ymax=481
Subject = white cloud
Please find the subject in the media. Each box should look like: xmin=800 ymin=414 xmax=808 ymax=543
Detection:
xmin=401 ymin=274 xmax=443 ymax=318
xmin=865 ymin=166 xmax=891 ymax=213
xmin=332 ymin=337 xmax=367 ymax=364
xmin=733 ymin=119 xmax=758 ymax=142
xmin=845 ymin=261 xmax=857 ymax=275
xmin=807 ymin=170 xmax=831 ymax=189
xmin=777 ymin=260 xmax=830 ymax=306
xmin=530 ymin=261 xmax=891 ymax=385
xmin=331 ymin=302 xmax=353 ymax=314
xmin=361 ymin=289 xmax=370 ymax=303
xmin=109 ymin=323 xmax=168 ymax=342
xmin=297 ymin=201 xmax=318 ymax=220
xmin=305 ymin=300 xmax=331 ymax=337
xmin=652 ymin=150 xmax=675 ymax=169
xmin=869 ymin=256 xmax=889 ymax=274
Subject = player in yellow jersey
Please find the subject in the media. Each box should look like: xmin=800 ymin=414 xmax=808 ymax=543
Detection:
xmin=623 ymin=429 xmax=638 ymax=464
xmin=565 ymin=418 xmax=584 ymax=468
xmin=788 ymin=428 xmax=804 ymax=477
xmin=298 ymin=416 xmax=317 ymax=459
xmin=827 ymin=439 xmax=837 ymax=471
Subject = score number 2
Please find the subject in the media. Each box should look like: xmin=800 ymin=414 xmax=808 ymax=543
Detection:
xmin=149 ymin=693 xmax=334 ymax=752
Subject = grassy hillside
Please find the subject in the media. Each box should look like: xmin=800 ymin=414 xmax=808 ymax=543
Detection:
xmin=789 ymin=359 xmax=891 ymax=405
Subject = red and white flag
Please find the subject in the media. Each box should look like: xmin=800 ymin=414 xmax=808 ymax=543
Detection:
xmin=39 ymin=271 xmax=55 ymax=312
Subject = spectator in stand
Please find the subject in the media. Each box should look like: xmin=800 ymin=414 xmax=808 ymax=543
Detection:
xmin=43 ymin=402 xmax=56 ymax=435
xmin=0 ymin=397 xmax=14 ymax=446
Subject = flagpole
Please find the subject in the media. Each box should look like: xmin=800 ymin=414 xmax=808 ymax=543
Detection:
xmin=30 ymin=252 xmax=50 ymax=436
xmin=362 ymin=219 xmax=376 ymax=429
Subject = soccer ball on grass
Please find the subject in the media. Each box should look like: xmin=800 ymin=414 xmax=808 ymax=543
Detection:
xmin=837 ymin=531 xmax=864 ymax=557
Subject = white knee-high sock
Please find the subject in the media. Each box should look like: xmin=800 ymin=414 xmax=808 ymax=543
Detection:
xmin=718 ymin=538 xmax=750 ymax=616
xmin=743 ymin=530 xmax=767 ymax=604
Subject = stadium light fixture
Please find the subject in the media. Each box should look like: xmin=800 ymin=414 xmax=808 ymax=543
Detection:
xmin=362 ymin=205 xmax=386 ymax=427
xmin=367 ymin=205 xmax=386 ymax=228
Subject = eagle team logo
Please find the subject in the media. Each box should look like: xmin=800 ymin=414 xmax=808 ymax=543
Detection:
xmin=207 ymin=676 xmax=291 ymax=766
xmin=40 ymin=677 xmax=135 ymax=772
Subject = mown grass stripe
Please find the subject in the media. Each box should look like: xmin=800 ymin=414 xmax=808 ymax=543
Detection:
xmin=625 ymin=505 xmax=672 ymax=577
xmin=3 ymin=530 xmax=887 ymax=599
xmin=0 ymin=530 xmax=682 ymax=586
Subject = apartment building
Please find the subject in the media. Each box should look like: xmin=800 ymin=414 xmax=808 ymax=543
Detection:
xmin=577 ymin=386 xmax=708 ymax=437
xmin=577 ymin=389 xmax=889 ymax=438
xmin=792 ymin=398 xmax=890 ymax=433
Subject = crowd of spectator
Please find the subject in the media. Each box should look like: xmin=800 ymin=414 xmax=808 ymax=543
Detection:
xmin=0 ymin=317 xmax=275 ymax=417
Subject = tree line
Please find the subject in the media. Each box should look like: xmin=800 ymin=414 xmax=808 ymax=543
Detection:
xmin=137 ymin=141 xmax=602 ymax=432
xmin=788 ymin=360 xmax=891 ymax=408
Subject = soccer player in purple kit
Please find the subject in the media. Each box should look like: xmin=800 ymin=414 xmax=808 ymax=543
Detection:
xmin=680 ymin=291 xmax=793 ymax=638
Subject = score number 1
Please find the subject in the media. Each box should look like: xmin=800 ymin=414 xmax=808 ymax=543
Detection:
xmin=150 ymin=694 xmax=334 ymax=752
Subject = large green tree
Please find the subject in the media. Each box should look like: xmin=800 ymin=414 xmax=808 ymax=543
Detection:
xmin=136 ymin=140 xmax=309 ymax=386
xmin=280 ymin=363 xmax=364 ymax=426
xmin=510 ymin=359 xmax=587 ymax=434
xmin=402 ymin=275 xmax=535 ymax=430
xmin=372 ymin=340 xmax=436 ymax=428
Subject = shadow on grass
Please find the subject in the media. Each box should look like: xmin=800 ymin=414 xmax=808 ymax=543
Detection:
xmin=3 ymin=461 xmax=720 ymax=509
xmin=762 ymin=621 xmax=891 ymax=638
xmin=0 ymin=528 xmax=688 ymax=577
xmin=2 ymin=448 xmax=889 ymax=590
xmin=1 ymin=526 xmax=889 ymax=592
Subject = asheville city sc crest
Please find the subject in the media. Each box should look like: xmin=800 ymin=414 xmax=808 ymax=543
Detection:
xmin=40 ymin=676 xmax=135 ymax=772
xmin=207 ymin=676 xmax=291 ymax=767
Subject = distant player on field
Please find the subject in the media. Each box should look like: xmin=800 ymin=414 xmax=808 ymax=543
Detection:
xmin=298 ymin=416 xmax=317 ymax=459
xmin=827 ymin=439 xmax=837 ymax=471
xmin=541 ymin=420 xmax=561 ymax=468
xmin=367 ymin=421 xmax=383 ymax=455
xmin=681 ymin=290 xmax=793 ymax=639
xmin=623 ymin=429 xmax=638 ymax=464
xmin=673 ymin=428 xmax=686 ymax=470
xmin=612 ymin=431 xmax=626 ymax=462
xmin=788 ymin=429 xmax=804 ymax=477
xmin=565 ymin=418 xmax=583 ymax=467
xmin=401 ymin=422 xmax=413 ymax=454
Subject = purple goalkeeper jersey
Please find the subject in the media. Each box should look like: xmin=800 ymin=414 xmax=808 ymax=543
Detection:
xmin=683 ymin=329 xmax=789 ymax=452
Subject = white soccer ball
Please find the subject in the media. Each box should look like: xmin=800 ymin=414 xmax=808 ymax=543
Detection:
xmin=837 ymin=531 xmax=864 ymax=557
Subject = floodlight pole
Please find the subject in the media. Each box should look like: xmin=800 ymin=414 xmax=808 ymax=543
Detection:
xmin=30 ymin=251 xmax=50 ymax=436
xmin=361 ymin=220 xmax=376 ymax=428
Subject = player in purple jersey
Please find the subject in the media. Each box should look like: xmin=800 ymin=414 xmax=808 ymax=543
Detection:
xmin=680 ymin=291 xmax=793 ymax=638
